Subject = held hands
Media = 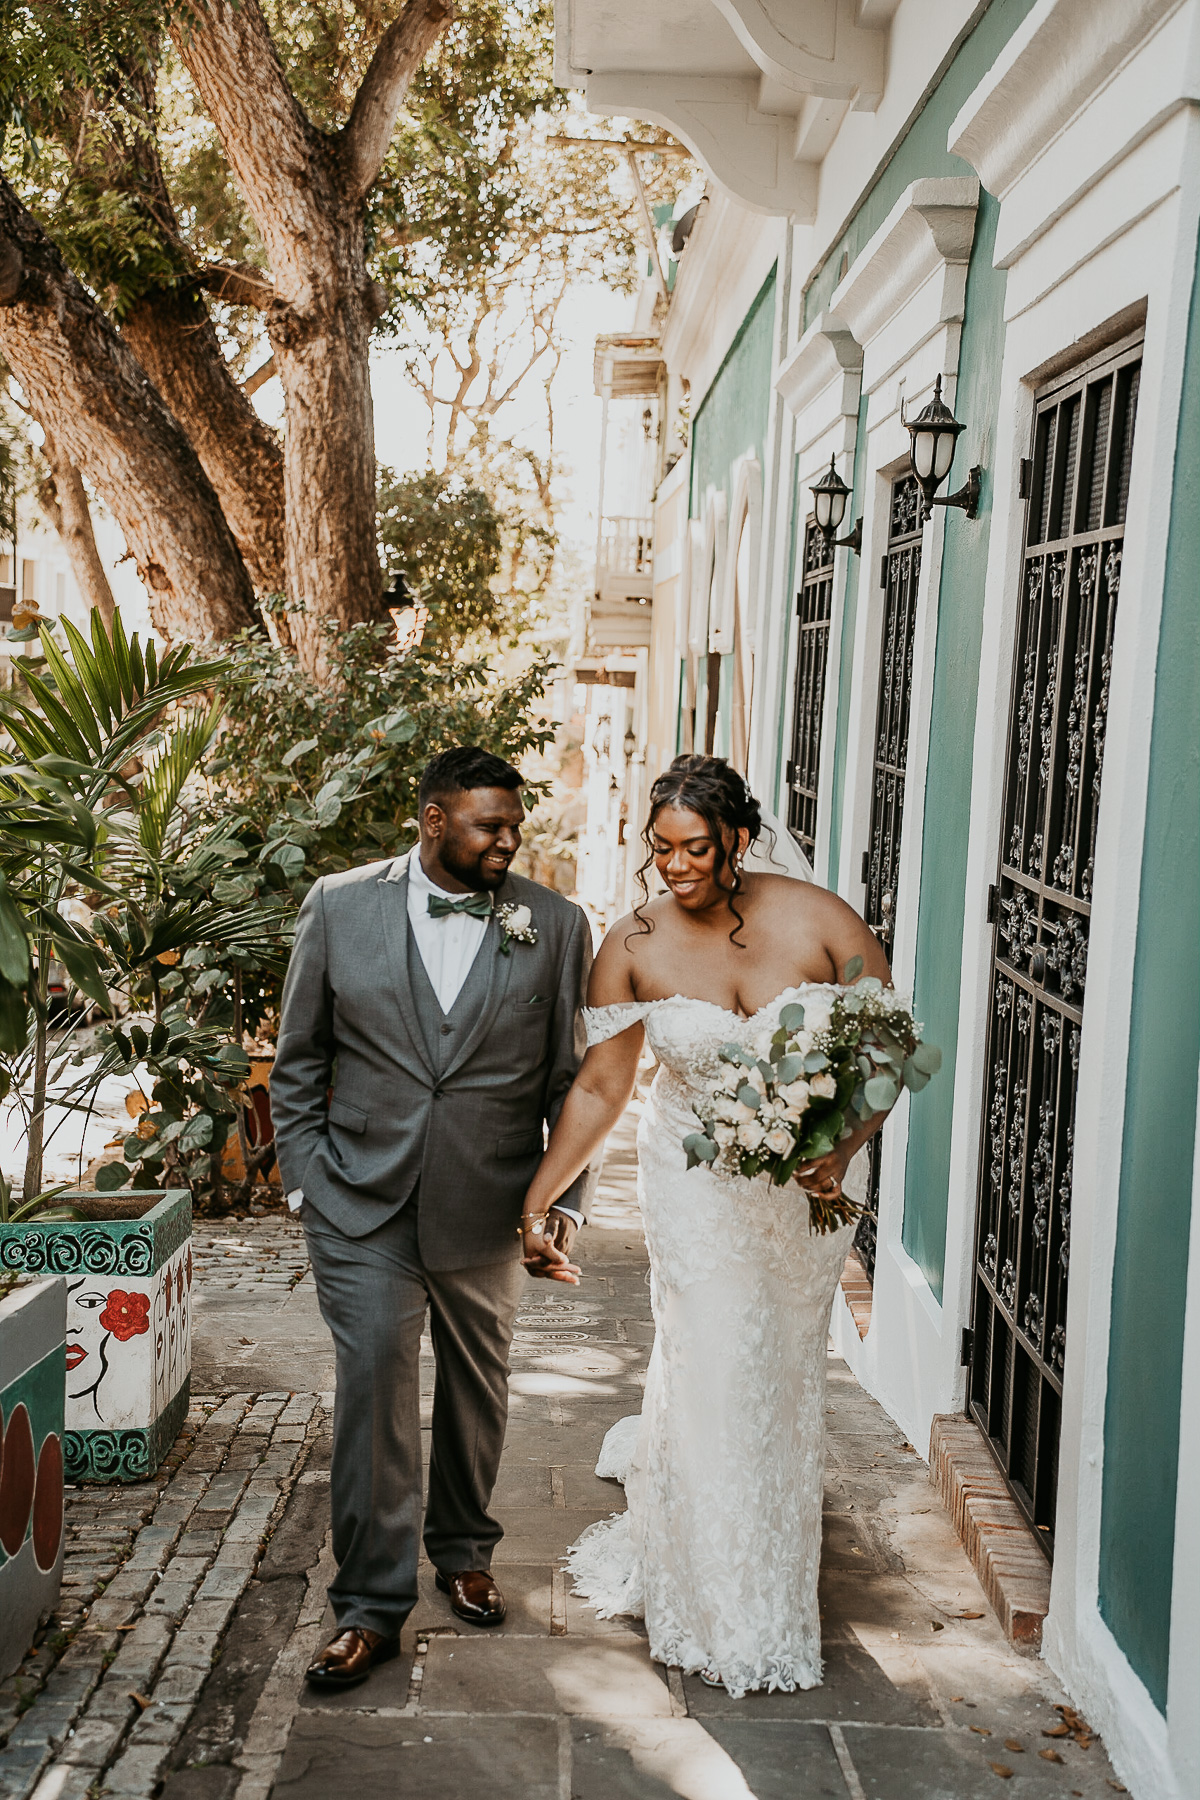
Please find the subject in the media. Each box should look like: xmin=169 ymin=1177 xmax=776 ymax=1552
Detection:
xmin=521 ymin=1208 xmax=581 ymax=1284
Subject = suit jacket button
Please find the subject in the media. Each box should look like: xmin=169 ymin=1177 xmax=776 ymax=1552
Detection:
xmin=441 ymin=1024 xmax=452 ymax=1035
xmin=433 ymin=1088 xmax=443 ymax=1099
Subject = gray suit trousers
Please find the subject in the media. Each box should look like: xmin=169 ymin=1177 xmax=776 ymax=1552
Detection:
xmin=303 ymin=1194 xmax=523 ymax=1639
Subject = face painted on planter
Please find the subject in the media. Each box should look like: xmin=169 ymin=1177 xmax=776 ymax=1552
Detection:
xmin=66 ymin=1279 xmax=114 ymax=1416
xmin=65 ymin=1279 xmax=153 ymax=1419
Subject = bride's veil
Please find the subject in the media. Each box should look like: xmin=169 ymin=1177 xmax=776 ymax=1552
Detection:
xmin=743 ymin=805 xmax=814 ymax=884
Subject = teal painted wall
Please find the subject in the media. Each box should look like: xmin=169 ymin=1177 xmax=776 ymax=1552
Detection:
xmin=901 ymin=190 xmax=1006 ymax=1297
xmin=1098 ymin=225 xmax=1200 ymax=1715
xmin=690 ymin=267 xmax=777 ymax=515
xmin=801 ymin=0 xmax=1040 ymax=334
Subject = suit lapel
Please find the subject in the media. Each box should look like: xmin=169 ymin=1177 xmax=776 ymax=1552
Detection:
xmin=439 ymin=882 xmax=517 ymax=1080
xmin=377 ymin=856 xmax=436 ymax=1080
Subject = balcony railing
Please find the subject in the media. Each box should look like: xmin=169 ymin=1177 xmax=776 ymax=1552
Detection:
xmin=598 ymin=517 xmax=653 ymax=580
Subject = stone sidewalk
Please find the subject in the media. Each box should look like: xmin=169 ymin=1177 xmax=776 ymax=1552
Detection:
xmin=2 ymin=1101 xmax=1126 ymax=1800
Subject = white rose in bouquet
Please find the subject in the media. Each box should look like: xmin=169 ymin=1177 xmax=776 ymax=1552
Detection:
xmin=747 ymin=1065 xmax=768 ymax=1096
xmin=730 ymin=1099 xmax=759 ymax=1123
xmin=713 ymin=1123 xmax=737 ymax=1147
xmin=804 ymin=997 xmax=833 ymax=1033
xmin=809 ymin=1072 xmax=837 ymax=1100
xmin=779 ymin=1078 xmax=811 ymax=1112
xmin=737 ymin=1119 xmax=766 ymax=1150
xmin=719 ymin=1064 xmax=743 ymax=1094
xmin=764 ymin=1125 xmax=796 ymax=1155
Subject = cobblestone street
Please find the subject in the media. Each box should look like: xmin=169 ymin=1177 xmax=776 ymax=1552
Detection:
xmin=1 ymin=1105 xmax=1124 ymax=1800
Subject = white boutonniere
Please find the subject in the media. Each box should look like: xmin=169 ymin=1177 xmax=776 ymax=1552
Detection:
xmin=496 ymin=901 xmax=537 ymax=956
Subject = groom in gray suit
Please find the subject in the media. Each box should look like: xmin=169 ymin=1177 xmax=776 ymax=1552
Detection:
xmin=270 ymin=746 xmax=593 ymax=1688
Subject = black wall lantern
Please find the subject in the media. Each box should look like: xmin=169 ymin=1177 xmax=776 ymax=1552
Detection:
xmin=902 ymin=374 xmax=981 ymax=521
xmin=809 ymin=456 xmax=863 ymax=554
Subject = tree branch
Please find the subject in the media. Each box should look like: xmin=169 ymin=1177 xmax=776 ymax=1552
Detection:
xmin=37 ymin=427 xmax=117 ymax=628
xmin=194 ymin=262 xmax=277 ymax=309
xmin=340 ymin=0 xmax=455 ymax=203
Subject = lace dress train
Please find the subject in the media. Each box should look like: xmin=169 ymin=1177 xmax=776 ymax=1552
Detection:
xmin=565 ymin=989 xmax=860 ymax=1698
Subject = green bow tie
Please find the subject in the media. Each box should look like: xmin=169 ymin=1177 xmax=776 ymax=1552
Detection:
xmin=427 ymin=890 xmax=494 ymax=920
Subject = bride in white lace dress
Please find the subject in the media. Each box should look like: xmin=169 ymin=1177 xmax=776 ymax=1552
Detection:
xmin=520 ymin=756 xmax=894 ymax=1698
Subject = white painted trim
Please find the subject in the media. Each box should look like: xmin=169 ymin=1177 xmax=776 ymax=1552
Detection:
xmin=829 ymin=177 xmax=979 ymax=393
xmin=716 ymin=452 xmax=763 ymax=654
xmin=947 ymin=0 xmax=1187 ymax=202
xmin=775 ymin=310 xmax=863 ymax=451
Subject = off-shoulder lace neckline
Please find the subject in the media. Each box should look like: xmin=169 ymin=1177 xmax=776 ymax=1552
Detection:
xmin=585 ymin=983 xmax=839 ymax=1026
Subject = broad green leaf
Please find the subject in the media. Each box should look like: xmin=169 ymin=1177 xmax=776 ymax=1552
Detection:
xmin=779 ymin=1002 xmax=806 ymax=1031
xmin=682 ymin=1132 xmax=717 ymax=1163
xmin=863 ymin=1074 xmax=898 ymax=1113
xmin=0 ymin=877 xmax=31 ymax=986
xmin=178 ymin=1112 xmax=214 ymax=1152
xmin=910 ymin=1042 xmax=943 ymax=1075
xmin=736 ymin=1083 xmax=761 ymax=1111
xmin=902 ymin=1063 xmax=931 ymax=1092
xmin=775 ymin=1053 xmax=804 ymax=1084
xmin=803 ymin=1051 xmax=828 ymax=1073
xmin=95 ymin=1162 xmax=130 ymax=1192
xmin=282 ymin=738 xmax=319 ymax=768
xmin=50 ymin=934 xmax=111 ymax=1008
xmin=842 ymin=955 xmax=864 ymax=983
xmin=0 ymin=976 xmax=30 ymax=1054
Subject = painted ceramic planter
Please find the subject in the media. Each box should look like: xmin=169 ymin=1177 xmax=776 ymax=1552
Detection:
xmin=0 ymin=1191 xmax=192 ymax=1483
xmin=0 ymin=1277 xmax=66 ymax=1681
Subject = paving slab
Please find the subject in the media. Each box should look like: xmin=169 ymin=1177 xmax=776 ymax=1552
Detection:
xmin=273 ymin=1712 xmax=561 ymax=1800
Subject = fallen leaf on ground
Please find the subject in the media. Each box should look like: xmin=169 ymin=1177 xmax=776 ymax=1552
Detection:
xmin=1004 ymin=1740 xmax=1024 ymax=1753
xmin=950 ymin=1696 xmax=964 ymax=1703
xmin=931 ymin=1620 xmax=944 ymax=1631
xmin=970 ymin=1725 xmax=993 ymax=1736
xmin=1043 ymin=1723 xmax=1071 ymax=1737
xmin=238 ymin=1336 xmax=254 ymax=1345
xmin=957 ymin=1610 xmax=985 ymax=1619
xmin=988 ymin=1764 xmax=1014 ymax=1779
xmin=1040 ymin=1749 xmax=1064 ymax=1764
xmin=128 ymin=1692 xmax=151 ymax=1710
xmin=1107 ymin=1785 xmax=1127 ymax=1793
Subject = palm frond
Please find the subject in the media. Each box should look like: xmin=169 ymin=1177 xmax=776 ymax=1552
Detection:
xmin=139 ymin=702 xmax=224 ymax=862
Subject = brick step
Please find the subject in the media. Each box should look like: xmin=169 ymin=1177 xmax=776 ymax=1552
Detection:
xmin=928 ymin=1412 xmax=1051 ymax=1648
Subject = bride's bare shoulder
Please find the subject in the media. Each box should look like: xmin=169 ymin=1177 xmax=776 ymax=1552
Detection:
xmin=589 ymin=899 xmax=672 ymax=1003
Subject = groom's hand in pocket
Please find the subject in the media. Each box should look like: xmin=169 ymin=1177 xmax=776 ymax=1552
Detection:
xmin=522 ymin=1208 xmax=581 ymax=1283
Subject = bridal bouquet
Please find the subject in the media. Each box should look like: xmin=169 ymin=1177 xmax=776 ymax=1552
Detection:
xmin=682 ymin=959 xmax=942 ymax=1233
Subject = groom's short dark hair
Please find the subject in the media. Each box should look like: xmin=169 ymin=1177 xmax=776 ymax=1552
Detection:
xmin=418 ymin=746 xmax=523 ymax=812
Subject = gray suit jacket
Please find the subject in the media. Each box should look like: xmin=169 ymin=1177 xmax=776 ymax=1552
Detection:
xmin=270 ymin=853 xmax=594 ymax=1269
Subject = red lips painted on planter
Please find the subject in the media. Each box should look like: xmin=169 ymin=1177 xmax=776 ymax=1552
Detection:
xmin=65 ymin=1345 xmax=88 ymax=1371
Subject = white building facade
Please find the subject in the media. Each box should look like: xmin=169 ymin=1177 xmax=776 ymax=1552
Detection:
xmin=559 ymin=3 xmax=1200 ymax=1795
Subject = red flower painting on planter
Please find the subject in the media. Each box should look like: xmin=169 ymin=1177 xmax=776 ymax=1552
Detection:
xmin=99 ymin=1290 xmax=151 ymax=1342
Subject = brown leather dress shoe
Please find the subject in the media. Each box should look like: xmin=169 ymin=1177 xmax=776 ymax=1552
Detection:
xmin=435 ymin=1569 xmax=507 ymax=1626
xmin=304 ymin=1627 xmax=400 ymax=1688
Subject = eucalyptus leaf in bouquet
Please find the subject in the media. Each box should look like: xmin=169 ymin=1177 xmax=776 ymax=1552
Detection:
xmin=682 ymin=960 xmax=942 ymax=1233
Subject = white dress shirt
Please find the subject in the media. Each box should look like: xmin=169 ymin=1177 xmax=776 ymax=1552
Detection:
xmin=403 ymin=851 xmax=491 ymax=1011
xmin=286 ymin=853 xmax=581 ymax=1227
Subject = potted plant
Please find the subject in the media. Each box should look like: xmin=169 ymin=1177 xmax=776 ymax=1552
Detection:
xmin=0 ymin=1273 xmax=66 ymax=1678
xmin=0 ymin=612 xmax=289 ymax=1475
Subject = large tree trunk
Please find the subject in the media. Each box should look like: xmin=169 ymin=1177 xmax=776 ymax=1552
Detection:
xmin=0 ymin=178 xmax=257 ymax=642
xmin=121 ymin=287 xmax=286 ymax=599
xmin=36 ymin=427 xmax=117 ymax=627
xmin=174 ymin=0 xmax=451 ymax=673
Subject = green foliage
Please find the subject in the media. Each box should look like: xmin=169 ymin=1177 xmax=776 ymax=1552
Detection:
xmin=377 ymin=467 xmax=506 ymax=652
xmin=0 ymin=608 xmax=293 ymax=1210
xmin=207 ymin=616 xmax=556 ymax=891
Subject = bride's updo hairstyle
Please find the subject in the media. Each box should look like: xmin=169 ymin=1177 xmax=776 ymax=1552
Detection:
xmin=630 ymin=754 xmax=765 ymax=946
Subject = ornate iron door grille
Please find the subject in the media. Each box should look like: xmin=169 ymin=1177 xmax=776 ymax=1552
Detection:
xmin=968 ymin=337 xmax=1141 ymax=1556
xmin=856 ymin=474 xmax=923 ymax=1278
xmin=786 ymin=521 xmax=835 ymax=861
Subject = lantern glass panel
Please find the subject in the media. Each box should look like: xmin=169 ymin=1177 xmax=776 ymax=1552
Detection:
xmin=814 ymin=487 xmax=834 ymax=530
xmin=933 ymin=428 xmax=958 ymax=480
xmin=911 ymin=428 xmax=937 ymax=481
